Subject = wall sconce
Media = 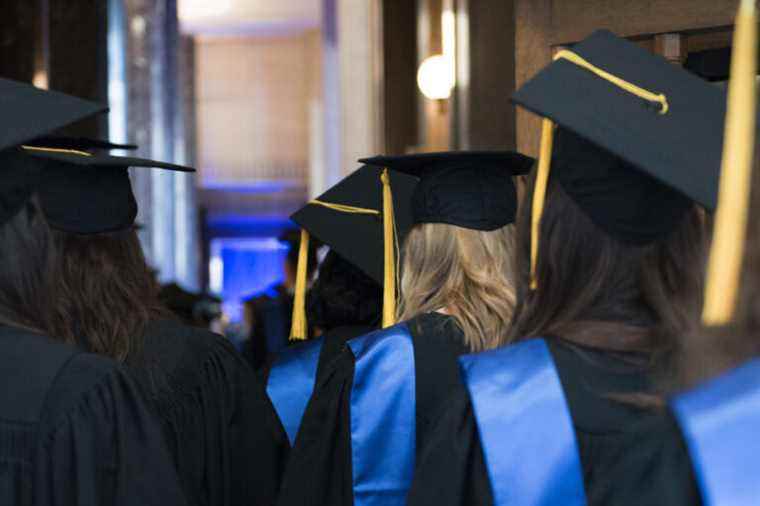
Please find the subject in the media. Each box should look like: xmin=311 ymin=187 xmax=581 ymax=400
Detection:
xmin=417 ymin=54 xmax=454 ymax=101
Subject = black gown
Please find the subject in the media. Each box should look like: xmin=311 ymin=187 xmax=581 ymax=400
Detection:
xmin=256 ymin=325 xmax=374 ymax=504
xmin=0 ymin=325 xmax=186 ymax=506
xmin=407 ymin=337 xmax=661 ymax=506
xmin=125 ymin=318 xmax=288 ymax=506
xmin=276 ymin=312 xmax=468 ymax=506
xmin=590 ymin=411 xmax=702 ymax=505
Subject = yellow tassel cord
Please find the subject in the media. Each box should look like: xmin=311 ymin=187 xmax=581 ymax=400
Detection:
xmin=289 ymin=168 xmax=400 ymax=338
xmin=529 ymin=118 xmax=555 ymax=290
xmin=380 ymin=168 xmax=397 ymax=328
xmin=21 ymin=146 xmax=93 ymax=157
xmin=289 ymin=229 xmax=310 ymax=340
xmin=702 ymin=0 xmax=757 ymax=326
xmin=528 ymin=50 xmax=671 ymax=289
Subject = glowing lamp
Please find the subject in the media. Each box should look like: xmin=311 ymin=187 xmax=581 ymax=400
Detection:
xmin=417 ymin=55 xmax=454 ymax=100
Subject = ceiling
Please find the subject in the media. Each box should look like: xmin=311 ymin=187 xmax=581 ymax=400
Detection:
xmin=179 ymin=0 xmax=321 ymax=35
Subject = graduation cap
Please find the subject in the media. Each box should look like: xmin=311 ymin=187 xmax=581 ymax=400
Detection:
xmin=511 ymin=29 xmax=731 ymax=288
xmin=289 ymin=166 xmax=418 ymax=339
xmin=0 ymin=78 xmax=106 ymax=226
xmin=21 ymin=143 xmax=194 ymax=234
xmin=359 ymin=151 xmax=534 ymax=231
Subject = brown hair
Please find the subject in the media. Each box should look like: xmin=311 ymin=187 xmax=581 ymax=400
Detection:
xmin=676 ymin=160 xmax=760 ymax=389
xmin=398 ymin=222 xmax=517 ymax=352
xmin=50 ymin=228 xmax=169 ymax=362
xmin=0 ymin=197 xmax=60 ymax=334
xmin=509 ymin=175 xmax=708 ymax=374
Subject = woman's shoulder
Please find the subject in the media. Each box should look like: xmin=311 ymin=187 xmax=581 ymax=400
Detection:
xmin=131 ymin=318 xmax=251 ymax=398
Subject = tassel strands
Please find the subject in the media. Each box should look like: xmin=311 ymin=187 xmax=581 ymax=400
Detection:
xmin=702 ymin=0 xmax=758 ymax=325
xmin=289 ymin=229 xmax=310 ymax=340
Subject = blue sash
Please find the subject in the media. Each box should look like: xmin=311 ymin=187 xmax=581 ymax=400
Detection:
xmin=266 ymin=337 xmax=324 ymax=445
xmin=460 ymin=338 xmax=587 ymax=506
xmin=347 ymin=323 xmax=416 ymax=506
xmin=671 ymin=358 xmax=760 ymax=506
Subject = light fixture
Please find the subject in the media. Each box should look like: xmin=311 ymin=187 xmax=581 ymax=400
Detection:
xmin=178 ymin=0 xmax=232 ymax=21
xmin=417 ymin=54 xmax=454 ymax=100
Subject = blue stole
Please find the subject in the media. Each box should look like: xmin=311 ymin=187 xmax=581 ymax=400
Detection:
xmin=460 ymin=338 xmax=587 ymax=506
xmin=266 ymin=336 xmax=325 ymax=445
xmin=347 ymin=323 xmax=416 ymax=506
xmin=671 ymin=358 xmax=760 ymax=506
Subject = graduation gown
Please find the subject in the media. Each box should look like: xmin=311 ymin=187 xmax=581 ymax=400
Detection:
xmin=590 ymin=413 xmax=702 ymax=505
xmin=125 ymin=318 xmax=287 ymax=506
xmin=263 ymin=325 xmax=375 ymax=447
xmin=276 ymin=312 xmax=468 ymax=506
xmin=0 ymin=325 xmax=186 ymax=506
xmin=407 ymin=336 xmax=658 ymax=506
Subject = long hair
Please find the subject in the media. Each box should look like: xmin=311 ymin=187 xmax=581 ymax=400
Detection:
xmin=51 ymin=228 xmax=168 ymax=362
xmin=676 ymin=160 xmax=760 ymax=389
xmin=307 ymin=249 xmax=382 ymax=332
xmin=509 ymin=175 xmax=708 ymax=370
xmin=398 ymin=222 xmax=517 ymax=352
xmin=0 ymin=197 xmax=60 ymax=334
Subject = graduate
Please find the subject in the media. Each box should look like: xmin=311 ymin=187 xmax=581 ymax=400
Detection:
xmin=406 ymin=29 xmax=725 ymax=506
xmin=276 ymin=151 xmax=533 ymax=506
xmin=0 ymin=78 xmax=186 ymax=505
xmin=596 ymin=2 xmax=760 ymax=504
xmin=264 ymin=164 xmax=417 ymax=452
xmin=24 ymin=138 xmax=279 ymax=506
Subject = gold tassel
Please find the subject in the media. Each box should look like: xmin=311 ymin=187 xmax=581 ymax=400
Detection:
xmin=702 ymin=0 xmax=757 ymax=325
xmin=530 ymin=118 xmax=555 ymax=290
xmin=289 ymin=229 xmax=310 ymax=340
xmin=381 ymin=168 xmax=397 ymax=328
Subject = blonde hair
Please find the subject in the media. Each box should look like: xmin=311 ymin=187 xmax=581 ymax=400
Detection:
xmin=398 ymin=222 xmax=517 ymax=351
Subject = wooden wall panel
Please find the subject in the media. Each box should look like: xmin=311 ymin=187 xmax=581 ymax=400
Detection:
xmin=514 ymin=0 xmax=552 ymax=156
xmin=515 ymin=0 xmax=736 ymax=156
xmin=549 ymin=0 xmax=734 ymax=46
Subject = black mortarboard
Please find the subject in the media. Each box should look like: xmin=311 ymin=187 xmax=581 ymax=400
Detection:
xmin=512 ymin=29 xmax=726 ymax=246
xmin=359 ymin=151 xmax=533 ymax=231
xmin=291 ymin=165 xmax=417 ymax=284
xmin=0 ymin=79 xmax=106 ymax=226
xmin=23 ymin=144 xmax=194 ymax=234
xmin=288 ymin=165 xmax=418 ymax=338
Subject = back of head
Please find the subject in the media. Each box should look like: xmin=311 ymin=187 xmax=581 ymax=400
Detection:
xmin=0 ymin=197 xmax=59 ymax=334
xmin=510 ymin=174 xmax=708 ymax=358
xmin=399 ymin=222 xmax=517 ymax=352
xmin=51 ymin=228 xmax=167 ymax=361
xmin=307 ymin=249 xmax=382 ymax=332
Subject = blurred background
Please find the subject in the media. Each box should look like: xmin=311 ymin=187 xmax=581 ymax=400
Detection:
xmin=0 ymin=0 xmax=738 ymax=334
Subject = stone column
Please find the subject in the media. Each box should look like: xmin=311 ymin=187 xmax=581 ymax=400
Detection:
xmin=120 ymin=0 xmax=196 ymax=286
xmin=337 ymin=0 xmax=383 ymax=175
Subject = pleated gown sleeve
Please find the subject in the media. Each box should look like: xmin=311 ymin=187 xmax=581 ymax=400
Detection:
xmin=35 ymin=352 xmax=187 ymax=506
xmin=589 ymin=412 xmax=703 ymax=506
xmin=127 ymin=319 xmax=289 ymax=506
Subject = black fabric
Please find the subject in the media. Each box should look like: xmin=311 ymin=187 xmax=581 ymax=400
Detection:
xmin=125 ymin=318 xmax=287 ymax=506
xmin=360 ymin=151 xmax=534 ymax=231
xmin=512 ymin=29 xmax=726 ymax=216
xmin=0 ymin=325 xmax=186 ymax=505
xmin=29 ymin=136 xmax=137 ymax=151
xmin=26 ymin=141 xmax=193 ymax=234
xmin=291 ymin=165 xmax=418 ymax=285
xmin=407 ymin=337 xmax=660 ymax=506
xmin=0 ymin=77 xmax=105 ymax=152
xmin=590 ymin=412 xmax=703 ymax=506
xmin=39 ymin=161 xmax=138 ymax=234
xmin=242 ymin=284 xmax=295 ymax=371
xmin=0 ymin=150 xmax=44 ymax=227
xmin=276 ymin=312 xmax=467 ymax=506
xmin=553 ymin=128 xmax=692 ymax=244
